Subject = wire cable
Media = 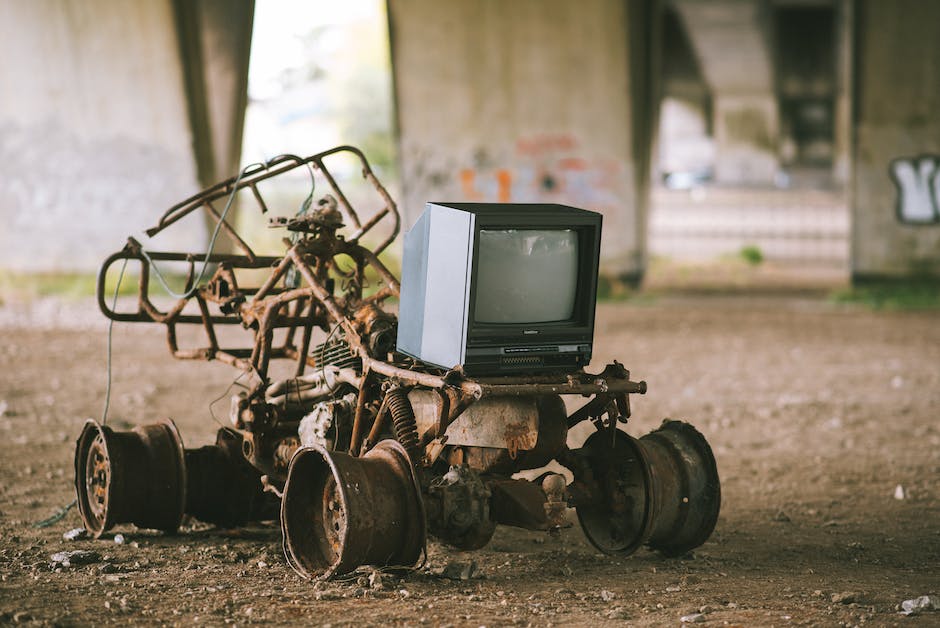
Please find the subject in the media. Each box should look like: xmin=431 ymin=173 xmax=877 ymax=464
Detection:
xmin=101 ymin=258 xmax=129 ymax=424
xmin=138 ymin=163 xmax=259 ymax=299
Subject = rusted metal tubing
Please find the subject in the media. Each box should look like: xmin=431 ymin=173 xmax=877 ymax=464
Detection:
xmin=475 ymin=380 xmax=645 ymax=397
xmin=203 ymin=199 xmax=258 ymax=263
xmin=281 ymin=440 xmax=426 ymax=579
xmin=74 ymin=419 xmax=187 ymax=538
xmin=362 ymin=356 xmax=646 ymax=399
xmin=146 ymin=155 xmax=307 ymax=235
xmin=356 ymin=245 xmax=401 ymax=296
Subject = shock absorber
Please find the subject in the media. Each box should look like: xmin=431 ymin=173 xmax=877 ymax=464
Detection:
xmin=386 ymin=387 xmax=422 ymax=464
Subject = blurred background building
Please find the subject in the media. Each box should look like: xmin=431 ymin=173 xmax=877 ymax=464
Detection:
xmin=0 ymin=0 xmax=938 ymax=287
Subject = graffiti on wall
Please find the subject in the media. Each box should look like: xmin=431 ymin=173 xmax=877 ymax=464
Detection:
xmin=890 ymin=155 xmax=940 ymax=224
xmin=402 ymin=133 xmax=627 ymax=220
xmin=456 ymin=134 xmax=625 ymax=212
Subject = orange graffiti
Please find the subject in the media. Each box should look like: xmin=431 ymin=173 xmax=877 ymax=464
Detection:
xmin=496 ymin=169 xmax=512 ymax=202
xmin=459 ymin=169 xmax=482 ymax=200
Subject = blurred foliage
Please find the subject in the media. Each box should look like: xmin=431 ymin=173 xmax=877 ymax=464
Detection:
xmin=831 ymin=278 xmax=940 ymax=310
xmin=276 ymin=12 xmax=397 ymax=177
xmin=739 ymin=244 xmax=764 ymax=266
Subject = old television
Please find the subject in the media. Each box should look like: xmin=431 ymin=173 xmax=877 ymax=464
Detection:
xmin=396 ymin=202 xmax=602 ymax=375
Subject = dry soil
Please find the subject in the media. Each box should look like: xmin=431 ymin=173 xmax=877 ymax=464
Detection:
xmin=1 ymin=296 xmax=938 ymax=626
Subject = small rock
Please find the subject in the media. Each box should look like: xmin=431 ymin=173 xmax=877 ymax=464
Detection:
xmin=12 ymin=611 xmax=32 ymax=623
xmin=605 ymin=608 xmax=631 ymax=620
xmin=0 ymin=400 xmax=8 ymax=417
xmin=900 ymin=595 xmax=940 ymax=616
xmin=440 ymin=560 xmax=482 ymax=580
xmin=600 ymin=589 xmax=616 ymax=601
xmin=63 ymin=528 xmax=87 ymax=542
xmin=831 ymin=591 xmax=859 ymax=604
xmin=894 ymin=484 xmax=906 ymax=500
xmin=666 ymin=586 xmax=682 ymax=593
xmin=681 ymin=613 xmax=706 ymax=623
xmin=50 ymin=550 xmax=101 ymax=568
xmin=113 ymin=534 xmax=126 ymax=545
xmin=398 ymin=589 xmax=410 ymax=599
xmin=772 ymin=510 xmax=791 ymax=523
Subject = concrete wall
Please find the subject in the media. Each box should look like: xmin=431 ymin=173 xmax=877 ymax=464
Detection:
xmin=851 ymin=0 xmax=940 ymax=279
xmin=388 ymin=0 xmax=656 ymax=281
xmin=0 ymin=0 xmax=253 ymax=273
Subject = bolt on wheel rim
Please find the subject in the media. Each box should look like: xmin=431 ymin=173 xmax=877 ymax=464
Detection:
xmin=321 ymin=477 xmax=346 ymax=563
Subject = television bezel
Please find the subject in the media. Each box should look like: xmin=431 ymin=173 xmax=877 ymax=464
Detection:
xmin=439 ymin=203 xmax=602 ymax=347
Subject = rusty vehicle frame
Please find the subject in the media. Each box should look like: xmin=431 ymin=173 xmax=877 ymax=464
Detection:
xmin=75 ymin=145 xmax=720 ymax=579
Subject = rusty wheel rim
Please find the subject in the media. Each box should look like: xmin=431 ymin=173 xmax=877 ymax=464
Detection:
xmin=84 ymin=432 xmax=111 ymax=526
xmin=576 ymin=429 xmax=654 ymax=556
xmin=320 ymin=476 xmax=347 ymax=564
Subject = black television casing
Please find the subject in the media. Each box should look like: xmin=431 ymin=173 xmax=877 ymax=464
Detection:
xmin=396 ymin=202 xmax=602 ymax=375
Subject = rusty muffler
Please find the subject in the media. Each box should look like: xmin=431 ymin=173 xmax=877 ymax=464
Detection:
xmin=281 ymin=439 xmax=426 ymax=579
xmin=576 ymin=420 xmax=720 ymax=557
xmin=74 ymin=419 xmax=186 ymax=537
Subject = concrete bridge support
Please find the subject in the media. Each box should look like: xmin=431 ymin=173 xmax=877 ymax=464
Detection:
xmin=388 ymin=0 xmax=658 ymax=283
xmin=850 ymin=0 xmax=940 ymax=279
xmin=0 ymin=0 xmax=253 ymax=272
xmin=673 ymin=0 xmax=779 ymax=186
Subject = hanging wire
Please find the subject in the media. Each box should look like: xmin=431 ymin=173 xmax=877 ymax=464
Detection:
xmin=137 ymin=163 xmax=260 ymax=299
xmin=208 ymin=369 xmax=254 ymax=428
xmin=101 ymin=258 xmax=129 ymax=424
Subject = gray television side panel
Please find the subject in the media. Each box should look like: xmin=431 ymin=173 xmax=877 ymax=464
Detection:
xmin=396 ymin=206 xmax=431 ymax=359
xmin=418 ymin=205 xmax=474 ymax=370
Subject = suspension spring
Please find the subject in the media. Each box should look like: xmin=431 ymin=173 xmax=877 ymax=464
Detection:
xmin=386 ymin=388 xmax=421 ymax=464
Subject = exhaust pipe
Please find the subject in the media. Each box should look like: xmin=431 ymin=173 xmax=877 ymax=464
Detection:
xmin=281 ymin=439 xmax=426 ymax=579
xmin=575 ymin=420 xmax=720 ymax=557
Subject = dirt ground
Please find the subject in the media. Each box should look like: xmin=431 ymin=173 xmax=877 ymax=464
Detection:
xmin=1 ymin=295 xmax=938 ymax=626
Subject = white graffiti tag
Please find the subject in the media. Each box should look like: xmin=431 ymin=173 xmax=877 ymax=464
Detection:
xmin=890 ymin=156 xmax=940 ymax=224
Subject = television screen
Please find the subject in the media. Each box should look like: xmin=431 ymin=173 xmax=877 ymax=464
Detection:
xmin=474 ymin=229 xmax=579 ymax=324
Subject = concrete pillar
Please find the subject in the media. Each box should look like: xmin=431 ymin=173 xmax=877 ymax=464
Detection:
xmin=173 ymin=0 xmax=254 ymax=188
xmin=711 ymin=94 xmax=779 ymax=184
xmin=0 ymin=0 xmax=253 ymax=272
xmin=674 ymin=0 xmax=779 ymax=185
xmin=851 ymin=0 xmax=940 ymax=279
xmin=831 ymin=0 xmax=853 ymax=187
xmin=388 ymin=0 xmax=658 ymax=283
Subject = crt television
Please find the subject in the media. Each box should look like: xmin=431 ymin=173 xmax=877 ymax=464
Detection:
xmin=396 ymin=202 xmax=602 ymax=375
